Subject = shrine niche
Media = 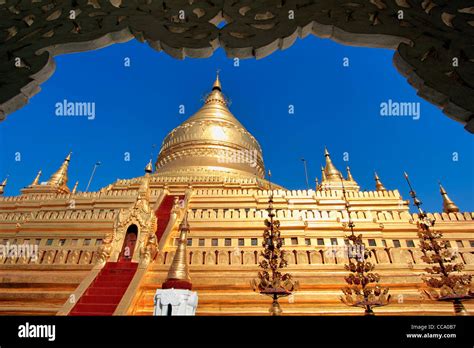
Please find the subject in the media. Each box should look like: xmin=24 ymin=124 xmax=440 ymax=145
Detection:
xmin=0 ymin=1 xmax=473 ymax=132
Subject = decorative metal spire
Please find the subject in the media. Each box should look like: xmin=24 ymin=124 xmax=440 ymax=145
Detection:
xmin=346 ymin=166 xmax=355 ymax=182
xmin=31 ymin=170 xmax=42 ymax=186
xmin=374 ymin=172 xmax=387 ymax=191
xmin=48 ymin=152 xmax=71 ymax=188
xmin=339 ymin=175 xmax=354 ymax=235
xmin=71 ymin=181 xmax=79 ymax=194
xmin=404 ymin=172 xmax=472 ymax=315
xmin=162 ymin=213 xmax=192 ymax=290
xmin=439 ymin=183 xmax=459 ymax=213
xmin=301 ymin=158 xmax=309 ymax=189
xmin=323 ymin=147 xmax=341 ymax=180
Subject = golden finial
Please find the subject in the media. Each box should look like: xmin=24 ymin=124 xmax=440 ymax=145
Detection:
xmin=145 ymin=159 xmax=153 ymax=174
xmin=374 ymin=172 xmax=387 ymax=191
xmin=72 ymin=181 xmax=79 ymax=194
xmin=346 ymin=166 xmax=355 ymax=182
xmin=205 ymin=71 xmax=227 ymax=106
xmin=439 ymin=183 xmax=459 ymax=213
xmin=321 ymin=165 xmax=327 ymax=181
xmin=213 ymin=69 xmax=222 ymax=91
xmin=48 ymin=152 xmax=71 ymax=188
xmin=31 ymin=170 xmax=42 ymax=186
xmin=323 ymin=147 xmax=341 ymax=180
xmin=162 ymin=212 xmax=192 ymax=290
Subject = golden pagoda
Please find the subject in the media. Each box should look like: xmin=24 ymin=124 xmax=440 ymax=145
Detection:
xmin=0 ymin=75 xmax=472 ymax=316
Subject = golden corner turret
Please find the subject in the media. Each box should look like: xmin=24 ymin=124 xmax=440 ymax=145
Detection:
xmin=318 ymin=147 xmax=359 ymax=192
xmin=374 ymin=172 xmax=387 ymax=191
xmin=48 ymin=152 xmax=71 ymax=189
xmin=439 ymin=183 xmax=460 ymax=213
xmin=323 ymin=147 xmax=341 ymax=180
xmin=21 ymin=153 xmax=72 ymax=195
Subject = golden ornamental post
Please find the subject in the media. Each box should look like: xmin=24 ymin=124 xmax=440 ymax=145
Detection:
xmin=404 ymin=172 xmax=472 ymax=315
xmin=251 ymin=170 xmax=298 ymax=315
xmin=339 ymin=174 xmax=391 ymax=315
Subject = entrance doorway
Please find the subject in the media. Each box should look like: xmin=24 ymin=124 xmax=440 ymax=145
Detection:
xmin=119 ymin=224 xmax=138 ymax=262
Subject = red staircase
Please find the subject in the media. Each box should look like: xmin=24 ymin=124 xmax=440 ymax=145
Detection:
xmin=155 ymin=195 xmax=184 ymax=243
xmin=69 ymin=194 xmax=183 ymax=316
xmin=69 ymin=261 xmax=138 ymax=316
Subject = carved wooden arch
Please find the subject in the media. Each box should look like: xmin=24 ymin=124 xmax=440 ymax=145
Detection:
xmin=1 ymin=0 xmax=473 ymax=132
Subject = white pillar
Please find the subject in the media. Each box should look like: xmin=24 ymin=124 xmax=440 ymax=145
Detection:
xmin=154 ymin=289 xmax=198 ymax=316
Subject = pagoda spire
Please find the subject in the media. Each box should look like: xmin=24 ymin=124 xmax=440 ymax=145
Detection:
xmin=162 ymin=213 xmax=192 ymax=290
xmin=212 ymin=70 xmax=222 ymax=91
xmin=323 ymin=147 xmax=341 ymax=180
xmin=374 ymin=172 xmax=387 ymax=191
xmin=205 ymin=72 xmax=227 ymax=106
xmin=48 ymin=152 xmax=71 ymax=188
xmin=31 ymin=170 xmax=42 ymax=186
xmin=346 ymin=166 xmax=355 ymax=182
xmin=71 ymin=181 xmax=79 ymax=194
xmin=439 ymin=183 xmax=459 ymax=213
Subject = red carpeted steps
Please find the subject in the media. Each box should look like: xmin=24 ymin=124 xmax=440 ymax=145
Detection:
xmin=155 ymin=195 xmax=184 ymax=243
xmin=69 ymin=195 xmax=183 ymax=316
xmin=69 ymin=261 xmax=138 ymax=316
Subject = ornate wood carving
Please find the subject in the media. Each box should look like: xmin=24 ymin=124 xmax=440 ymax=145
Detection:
xmin=0 ymin=1 xmax=473 ymax=131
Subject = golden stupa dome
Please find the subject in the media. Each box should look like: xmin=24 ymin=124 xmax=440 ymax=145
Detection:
xmin=155 ymin=74 xmax=265 ymax=179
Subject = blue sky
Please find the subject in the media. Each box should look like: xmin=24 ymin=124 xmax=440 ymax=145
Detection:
xmin=0 ymin=35 xmax=472 ymax=212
